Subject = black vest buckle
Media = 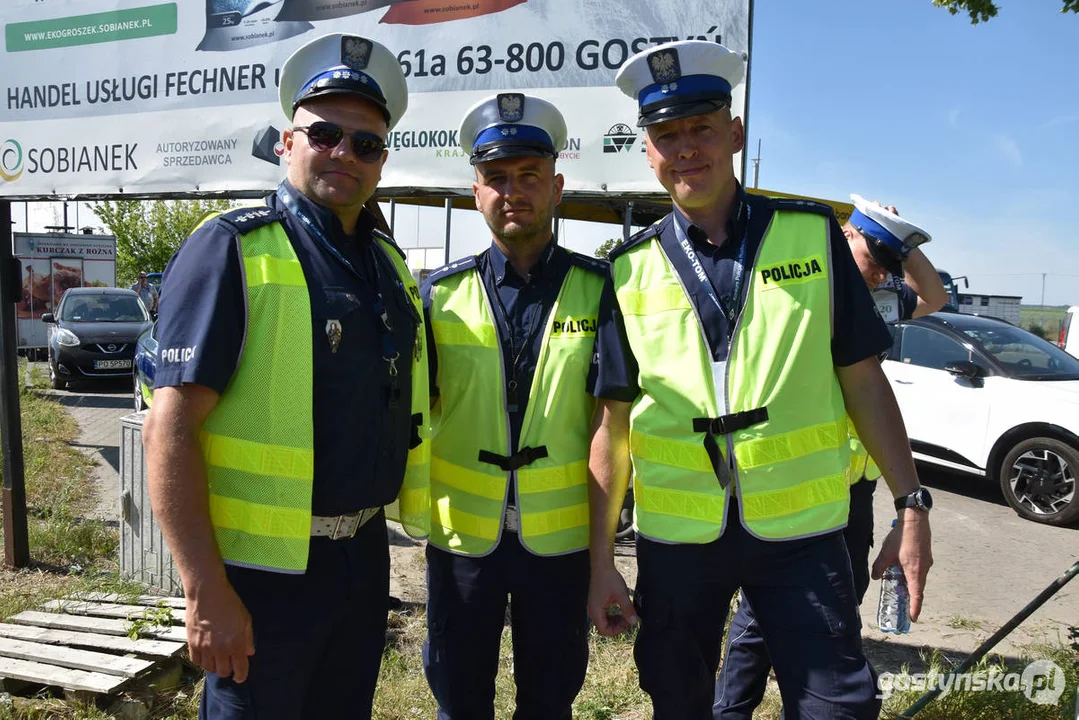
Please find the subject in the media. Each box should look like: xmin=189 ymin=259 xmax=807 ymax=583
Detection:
xmin=477 ymin=446 xmax=549 ymax=472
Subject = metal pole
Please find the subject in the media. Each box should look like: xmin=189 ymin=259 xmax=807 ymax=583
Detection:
xmin=0 ymin=200 xmax=29 ymax=569
xmin=443 ymin=198 xmax=453 ymax=265
xmin=553 ymin=202 xmax=561 ymax=244
xmin=752 ymin=138 xmax=761 ymax=189
xmin=739 ymin=0 xmax=756 ymax=185
xmin=1041 ymin=272 xmax=1047 ymax=307
xmin=389 ymin=199 xmax=396 ymax=236
xmin=623 ymin=201 xmax=634 ymax=243
xmin=898 ymin=560 xmax=1079 ymax=718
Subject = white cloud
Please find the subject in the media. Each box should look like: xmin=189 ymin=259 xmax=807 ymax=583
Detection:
xmin=993 ymin=134 xmax=1023 ymax=167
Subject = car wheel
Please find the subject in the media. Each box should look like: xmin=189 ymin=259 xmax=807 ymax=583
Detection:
xmin=133 ymin=370 xmax=146 ymax=412
xmin=999 ymin=437 xmax=1079 ymax=526
xmin=48 ymin=355 xmax=66 ymax=390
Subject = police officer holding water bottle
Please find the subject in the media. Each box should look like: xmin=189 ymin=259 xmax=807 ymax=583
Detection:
xmin=586 ymin=39 xmax=935 ymax=719
xmin=715 ymin=198 xmax=946 ymax=718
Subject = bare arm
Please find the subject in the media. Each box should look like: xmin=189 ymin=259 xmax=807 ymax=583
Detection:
xmin=586 ymin=398 xmax=637 ymax=635
xmin=836 ymin=358 xmax=933 ymax=621
xmin=144 ymin=384 xmax=255 ymax=680
xmin=902 ymin=248 xmax=948 ymax=318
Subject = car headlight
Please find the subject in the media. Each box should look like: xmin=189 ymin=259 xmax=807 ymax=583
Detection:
xmin=55 ymin=328 xmax=80 ymax=347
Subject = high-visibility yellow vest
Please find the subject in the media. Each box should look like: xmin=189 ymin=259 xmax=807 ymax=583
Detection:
xmin=198 ymin=212 xmax=429 ymax=574
xmin=849 ymin=432 xmax=882 ymax=485
xmin=613 ymin=206 xmax=851 ymax=543
xmin=427 ymin=256 xmax=602 ymax=556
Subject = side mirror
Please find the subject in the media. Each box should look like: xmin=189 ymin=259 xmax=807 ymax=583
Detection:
xmin=41 ymin=313 xmax=56 ymax=324
xmin=945 ymin=360 xmax=982 ymax=378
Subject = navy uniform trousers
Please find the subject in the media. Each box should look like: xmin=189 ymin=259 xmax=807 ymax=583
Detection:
xmin=200 ymin=512 xmax=390 ymax=720
xmin=423 ymin=534 xmax=590 ymax=720
xmin=712 ymin=479 xmax=879 ymax=719
xmin=633 ymin=499 xmax=880 ymax=720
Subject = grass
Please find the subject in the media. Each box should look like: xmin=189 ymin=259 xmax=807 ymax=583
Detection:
xmin=875 ymin=642 xmax=1079 ymax=720
xmin=1 ymin=363 xmax=117 ymax=572
xmin=1019 ymin=305 xmax=1068 ymax=340
xmin=373 ymin=611 xmax=649 ymax=720
xmin=948 ymin=615 xmax=985 ymax=632
xmin=0 ymin=361 xmax=131 ymax=624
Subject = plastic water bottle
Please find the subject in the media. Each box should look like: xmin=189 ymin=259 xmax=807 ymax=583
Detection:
xmin=877 ymin=520 xmax=911 ymax=634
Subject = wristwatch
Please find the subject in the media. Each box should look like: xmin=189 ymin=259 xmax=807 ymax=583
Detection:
xmin=894 ymin=487 xmax=933 ymax=512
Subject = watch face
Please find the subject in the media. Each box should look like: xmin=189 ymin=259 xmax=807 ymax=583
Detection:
xmin=917 ymin=488 xmax=933 ymax=510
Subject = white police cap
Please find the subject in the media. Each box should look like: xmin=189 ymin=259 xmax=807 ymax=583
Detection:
xmin=849 ymin=194 xmax=932 ymax=277
xmin=616 ymin=40 xmax=744 ymax=127
xmin=278 ymin=33 xmax=408 ymax=130
xmin=459 ymin=93 xmax=567 ymax=165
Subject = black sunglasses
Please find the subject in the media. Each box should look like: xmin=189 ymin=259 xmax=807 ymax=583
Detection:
xmin=293 ymin=122 xmax=387 ymax=163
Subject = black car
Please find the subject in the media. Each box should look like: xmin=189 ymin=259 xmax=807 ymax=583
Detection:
xmin=43 ymin=288 xmax=152 ymax=390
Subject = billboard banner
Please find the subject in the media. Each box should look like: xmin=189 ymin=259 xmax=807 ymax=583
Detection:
xmin=0 ymin=0 xmax=749 ymax=198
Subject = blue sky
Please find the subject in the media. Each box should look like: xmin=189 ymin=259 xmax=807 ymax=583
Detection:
xmin=748 ymin=0 xmax=1079 ymax=306
xmin=20 ymin=1 xmax=1079 ymax=305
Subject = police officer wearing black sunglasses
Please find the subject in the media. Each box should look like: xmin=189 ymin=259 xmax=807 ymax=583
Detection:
xmin=144 ymin=33 xmax=430 ymax=720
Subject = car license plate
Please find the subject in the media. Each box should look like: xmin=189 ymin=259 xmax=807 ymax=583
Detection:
xmin=94 ymin=359 xmax=132 ymax=370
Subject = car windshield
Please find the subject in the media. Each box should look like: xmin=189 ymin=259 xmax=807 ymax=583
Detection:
xmin=61 ymin=295 xmax=147 ymax=323
xmin=960 ymin=324 xmax=1079 ymax=380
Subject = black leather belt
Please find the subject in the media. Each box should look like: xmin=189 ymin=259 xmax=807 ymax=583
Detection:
xmin=693 ymin=407 xmax=768 ymax=489
xmin=477 ymin=446 xmax=549 ymax=472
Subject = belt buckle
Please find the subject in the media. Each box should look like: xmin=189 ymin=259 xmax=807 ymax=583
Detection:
xmin=503 ymin=506 xmax=519 ymax=533
xmin=331 ymin=512 xmax=362 ymax=540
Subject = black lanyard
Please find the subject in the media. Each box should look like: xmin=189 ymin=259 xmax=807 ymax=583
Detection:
xmin=275 ymin=186 xmax=400 ymax=375
xmin=672 ymin=208 xmax=751 ymax=337
xmin=484 ymin=249 xmax=552 ymax=413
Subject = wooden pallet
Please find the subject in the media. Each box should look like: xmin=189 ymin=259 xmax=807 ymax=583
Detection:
xmin=0 ymin=595 xmax=186 ymax=695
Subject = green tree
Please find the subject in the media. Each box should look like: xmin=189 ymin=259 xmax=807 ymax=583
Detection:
xmin=92 ymin=198 xmax=236 ymax=286
xmin=595 ymin=237 xmax=621 ymax=259
xmin=933 ymin=0 xmax=1078 ymax=23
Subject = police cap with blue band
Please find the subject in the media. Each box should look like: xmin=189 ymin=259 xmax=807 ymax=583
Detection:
xmin=279 ymin=33 xmax=409 ymax=131
xmin=850 ymin=193 xmax=932 ymax=278
xmin=459 ymin=93 xmax=567 ymax=165
xmin=616 ymin=40 xmax=744 ymax=127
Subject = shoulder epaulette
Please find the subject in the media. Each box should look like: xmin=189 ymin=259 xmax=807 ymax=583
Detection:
xmin=608 ymin=216 xmax=667 ymax=261
xmin=567 ymin=251 xmax=609 ymax=275
xmin=213 ymin=204 xmax=282 ymax=235
xmin=768 ymin=197 xmax=835 ymax=218
xmin=425 ymin=255 xmax=478 ymax=285
xmin=372 ymin=228 xmax=407 ymax=261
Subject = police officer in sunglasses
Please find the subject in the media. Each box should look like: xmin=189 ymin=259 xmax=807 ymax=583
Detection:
xmin=144 ymin=33 xmax=430 ymax=720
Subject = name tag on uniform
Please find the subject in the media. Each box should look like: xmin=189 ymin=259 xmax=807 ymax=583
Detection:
xmin=873 ymin=289 xmax=900 ymax=324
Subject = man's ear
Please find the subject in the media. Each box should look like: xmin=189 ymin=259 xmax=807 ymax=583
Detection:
xmin=730 ymin=117 xmax=745 ymax=154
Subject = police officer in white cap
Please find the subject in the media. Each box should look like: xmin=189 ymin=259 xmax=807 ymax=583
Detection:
xmin=846 ymin=195 xmax=949 ymax=323
xmin=419 ymin=93 xmax=606 ymax=719
xmin=716 ymin=198 xmax=947 ymax=718
xmin=145 ymin=33 xmax=430 ymax=719
xmin=586 ymin=40 xmax=934 ymax=719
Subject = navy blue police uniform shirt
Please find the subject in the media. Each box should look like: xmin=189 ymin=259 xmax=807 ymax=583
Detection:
xmin=154 ymin=180 xmax=419 ymax=515
xmin=421 ymin=241 xmax=577 ymax=455
xmin=589 ymin=188 xmax=893 ymax=400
